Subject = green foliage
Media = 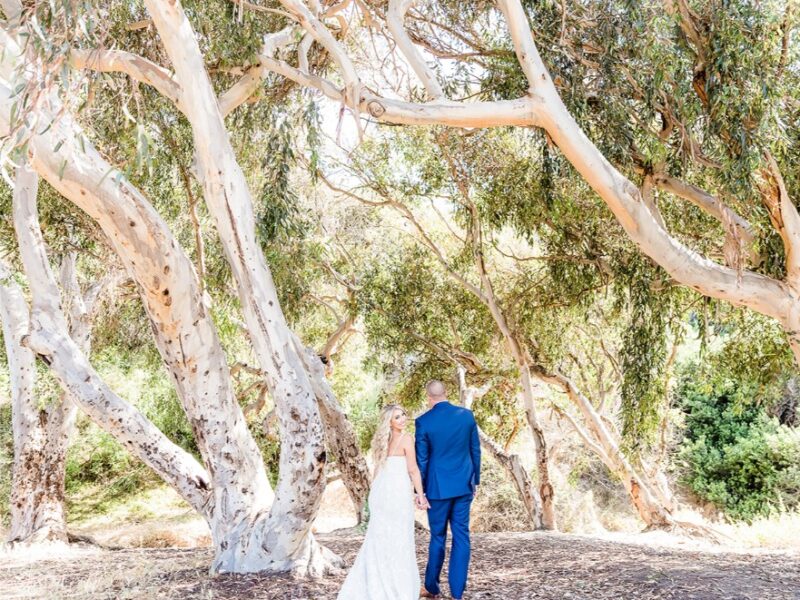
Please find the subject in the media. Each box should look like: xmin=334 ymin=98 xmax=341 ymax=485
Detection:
xmin=329 ymin=343 xmax=385 ymax=452
xmin=704 ymin=309 xmax=794 ymax=404
xmin=614 ymin=255 xmax=674 ymax=450
xmin=676 ymin=369 xmax=800 ymax=522
xmin=64 ymin=349 xmax=198 ymax=512
xmin=247 ymin=424 xmax=280 ymax=488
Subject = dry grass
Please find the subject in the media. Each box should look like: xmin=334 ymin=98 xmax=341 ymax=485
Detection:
xmin=717 ymin=511 xmax=800 ymax=551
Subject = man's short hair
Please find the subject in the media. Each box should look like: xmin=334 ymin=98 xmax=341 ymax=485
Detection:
xmin=425 ymin=379 xmax=446 ymax=398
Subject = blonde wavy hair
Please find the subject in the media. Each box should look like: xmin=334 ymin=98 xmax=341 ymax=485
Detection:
xmin=370 ymin=404 xmax=406 ymax=477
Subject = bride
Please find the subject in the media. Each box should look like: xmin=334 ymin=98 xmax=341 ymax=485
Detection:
xmin=337 ymin=404 xmax=428 ymax=599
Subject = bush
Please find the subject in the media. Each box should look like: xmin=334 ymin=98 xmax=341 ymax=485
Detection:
xmin=676 ymin=372 xmax=800 ymax=522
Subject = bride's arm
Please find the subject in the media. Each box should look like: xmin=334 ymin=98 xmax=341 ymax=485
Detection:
xmin=402 ymin=436 xmax=428 ymax=506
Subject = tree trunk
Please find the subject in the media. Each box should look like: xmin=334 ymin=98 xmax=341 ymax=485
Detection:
xmin=784 ymin=306 xmax=800 ymax=373
xmin=478 ymin=429 xmax=542 ymax=529
xmin=534 ymin=366 xmax=675 ymax=527
xmin=456 ymin=366 xmax=542 ymax=529
xmin=0 ymin=250 xmax=112 ymax=545
xmin=10 ymin=162 xmax=216 ymax=516
xmin=0 ymin=258 xmax=72 ymax=544
xmin=295 ymin=337 xmax=370 ymax=524
xmin=518 ymin=368 xmax=557 ymax=530
xmin=143 ymin=0 xmax=335 ymax=574
xmin=462 ymin=203 xmax=558 ymax=530
xmin=0 ymin=29 xmax=277 ymax=571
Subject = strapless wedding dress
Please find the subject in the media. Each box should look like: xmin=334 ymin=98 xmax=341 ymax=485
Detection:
xmin=337 ymin=456 xmax=420 ymax=599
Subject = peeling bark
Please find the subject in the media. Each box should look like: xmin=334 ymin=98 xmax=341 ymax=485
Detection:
xmin=294 ymin=336 xmax=370 ymax=524
xmin=478 ymin=429 xmax=541 ymax=529
xmin=0 ymin=250 xmax=117 ymax=545
xmin=0 ymin=258 xmax=71 ymax=544
xmin=517 ymin=368 xmax=556 ymax=530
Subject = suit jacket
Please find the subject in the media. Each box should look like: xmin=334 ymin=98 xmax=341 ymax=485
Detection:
xmin=415 ymin=401 xmax=481 ymax=500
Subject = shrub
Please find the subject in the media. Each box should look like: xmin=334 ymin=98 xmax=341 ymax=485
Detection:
xmin=676 ymin=372 xmax=800 ymax=522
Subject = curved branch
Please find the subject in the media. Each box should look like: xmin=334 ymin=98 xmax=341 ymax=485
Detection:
xmin=218 ymin=26 xmax=297 ymax=117
xmin=260 ymin=54 xmax=537 ymax=127
xmin=386 ymin=0 xmax=444 ymax=99
xmin=11 ymin=163 xmax=213 ymax=517
xmin=69 ymin=48 xmax=184 ymax=112
xmin=653 ymin=173 xmax=757 ymax=255
xmin=495 ymin=0 xmax=791 ymax=322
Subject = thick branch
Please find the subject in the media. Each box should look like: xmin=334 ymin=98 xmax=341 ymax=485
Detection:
xmin=217 ymin=27 xmax=297 ymax=117
xmin=386 ymin=0 xmax=444 ymax=99
xmin=69 ymin=49 xmax=184 ymax=112
xmin=653 ymin=173 xmax=758 ymax=263
xmin=143 ymin=0 xmax=333 ymax=574
xmin=259 ymin=54 xmax=537 ymax=127
xmin=495 ymin=0 xmax=790 ymax=321
xmin=11 ymin=163 xmax=212 ymax=517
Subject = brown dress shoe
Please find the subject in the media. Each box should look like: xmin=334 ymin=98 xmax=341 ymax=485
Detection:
xmin=419 ymin=589 xmax=440 ymax=599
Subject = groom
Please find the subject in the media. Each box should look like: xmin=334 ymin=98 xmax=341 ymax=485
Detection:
xmin=415 ymin=380 xmax=481 ymax=600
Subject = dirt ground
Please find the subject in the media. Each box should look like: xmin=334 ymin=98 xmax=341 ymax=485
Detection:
xmin=2 ymin=530 xmax=799 ymax=600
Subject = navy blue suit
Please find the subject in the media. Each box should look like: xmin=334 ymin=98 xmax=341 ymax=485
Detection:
xmin=415 ymin=401 xmax=481 ymax=599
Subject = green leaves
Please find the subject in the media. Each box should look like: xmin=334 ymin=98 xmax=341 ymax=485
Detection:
xmin=676 ymin=370 xmax=800 ymax=521
xmin=614 ymin=254 xmax=673 ymax=451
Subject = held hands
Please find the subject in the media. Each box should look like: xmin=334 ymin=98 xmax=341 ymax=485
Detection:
xmin=415 ymin=493 xmax=431 ymax=510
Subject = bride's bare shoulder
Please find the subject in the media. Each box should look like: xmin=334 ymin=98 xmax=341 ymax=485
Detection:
xmin=400 ymin=431 xmax=414 ymax=449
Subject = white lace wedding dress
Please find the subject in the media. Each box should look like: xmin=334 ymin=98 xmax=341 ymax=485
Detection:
xmin=337 ymin=456 xmax=420 ymax=599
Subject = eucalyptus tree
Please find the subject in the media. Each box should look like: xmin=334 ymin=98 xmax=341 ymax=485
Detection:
xmin=0 ymin=0 xmax=367 ymax=575
xmin=251 ymin=0 xmax=800 ymax=373
xmin=112 ymin=0 xmax=369 ymax=532
xmin=333 ymin=123 xmax=683 ymax=528
xmin=0 ymin=243 xmax=122 ymax=544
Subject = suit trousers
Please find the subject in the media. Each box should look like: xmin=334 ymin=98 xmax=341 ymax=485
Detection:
xmin=424 ymin=493 xmax=473 ymax=599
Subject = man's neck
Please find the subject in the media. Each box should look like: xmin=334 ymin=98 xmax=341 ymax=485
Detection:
xmin=428 ymin=397 xmax=448 ymax=409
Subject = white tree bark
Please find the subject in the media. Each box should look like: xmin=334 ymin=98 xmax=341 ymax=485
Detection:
xmin=65 ymin=20 xmax=373 ymax=535
xmin=0 ymin=249 xmax=118 ymax=545
xmin=386 ymin=0 xmax=444 ymax=100
xmin=9 ymin=162 xmax=216 ymax=509
xmin=0 ymin=257 xmax=72 ymax=544
xmin=516 ymin=368 xmax=556 ymax=529
xmin=465 ymin=191 xmax=557 ymax=530
xmin=0 ymin=27 xmax=277 ymax=572
xmin=294 ymin=335 xmax=370 ymax=524
xmin=142 ymin=0 xmax=335 ymax=574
